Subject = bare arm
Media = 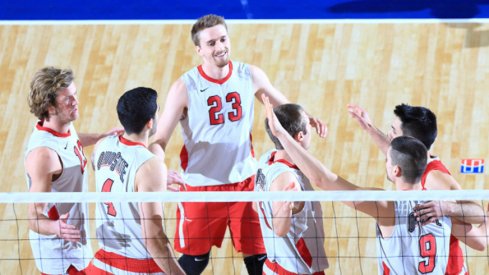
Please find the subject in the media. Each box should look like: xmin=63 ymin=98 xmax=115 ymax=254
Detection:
xmin=451 ymin=217 xmax=488 ymax=251
xmin=136 ymin=156 xmax=185 ymax=275
xmin=269 ymin=173 xmax=304 ymax=237
xmin=251 ymin=65 xmax=327 ymax=138
xmin=262 ymin=94 xmax=391 ymax=220
xmin=151 ymin=79 xmax=187 ymax=152
xmin=418 ymin=171 xmax=486 ymax=224
xmin=79 ymin=127 xmax=124 ymax=147
xmin=25 ymin=148 xmax=81 ymax=242
xmin=347 ymin=104 xmax=389 ymax=155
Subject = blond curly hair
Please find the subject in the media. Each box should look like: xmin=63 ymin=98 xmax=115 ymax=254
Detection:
xmin=28 ymin=67 xmax=74 ymax=120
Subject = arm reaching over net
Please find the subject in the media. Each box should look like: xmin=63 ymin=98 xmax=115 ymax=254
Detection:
xmin=347 ymin=104 xmax=389 ymax=155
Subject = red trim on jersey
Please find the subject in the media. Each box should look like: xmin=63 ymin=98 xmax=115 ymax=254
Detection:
xmin=47 ymin=205 xmax=60 ymax=220
xmin=118 ymin=135 xmax=146 ymax=147
xmin=264 ymin=259 xmax=325 ymax=275
xmin=197 ymin=61 xmax=233 ymax=84
xmin=421 ymin=159 xmax=466 ymax=275
xmin=36 ymin=121 xmax=71 ymax=137
xmin=93 ymin=249 xmax=163 ymax=273
xmin=250 ymin=133 xmax=255 ymax=157
xmin=382 ymin=261 xmax=390 ymax=275
xmin=267 ymin=151 xmax=299 ymax=170
xmin=421 ymin=158 xmax=451 ymax=189
xmin=180 ymin=145 xmax=188 ymax=171
xmin=258 ymin=202 xmax=272 ymax=230
xmin=295 ymin=238 xmax=313 ymax=267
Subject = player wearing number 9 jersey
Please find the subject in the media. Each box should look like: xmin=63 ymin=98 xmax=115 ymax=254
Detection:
xmin=152 ymin=14 xmax=327 ymax=275
xmin=87 ymin=87 xmax=184 ymax=275
xmin=376 ymin=200 xmax=451 ymax=274
xmin=262 ymin=98 xmax=459 ymax=275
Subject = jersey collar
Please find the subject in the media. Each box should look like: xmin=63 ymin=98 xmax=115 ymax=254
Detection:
xmin=197 ymin=61 xmax=233 ymax=85
xmin=36 ymin=121 xmax=71 ymax=138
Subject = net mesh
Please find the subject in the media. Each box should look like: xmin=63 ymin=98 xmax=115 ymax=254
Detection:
xmin=2 ymin=190 xmax=488 ymax=274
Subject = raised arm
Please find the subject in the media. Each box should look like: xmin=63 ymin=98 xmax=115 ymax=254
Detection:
xmin=151 ymin=79 xmax=188 ymax=154
xmin=252 ymin=65 xmax=327 ymax=138
xmin=347 ymin=104 xmax=389 ymax=155
xmin=262 ymin=94 xmax=390 ymax=220
xmin=25 ymin=148 xmax=81 ymax=242
xmin=136 ymin=156 xmax=185 ymax=275
xmin=269 ymin=172 xmax=304 ymax=237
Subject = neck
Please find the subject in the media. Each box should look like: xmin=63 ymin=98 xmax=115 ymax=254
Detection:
xmin=201 ymin=62 xmax=229 ymax=79
xmin=274 ymin=150 xmax=295 ymax=165
xmin=122 ymin=132 xmax=149 ymax=147
xmin=43 ymin=118 xmax=71 ymax=133
xmin=396 ymin=180 xmax=422 ymax=191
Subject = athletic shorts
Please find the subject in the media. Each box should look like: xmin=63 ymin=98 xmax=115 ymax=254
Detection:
xmin=84 ymin=249 xmax=165 ymax=275
xmin=174 ymin=175 xmax=265 ymax=255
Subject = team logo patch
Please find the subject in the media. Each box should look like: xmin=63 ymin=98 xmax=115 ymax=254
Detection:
xmin=460 ymin=158 xmax=485 ymax=174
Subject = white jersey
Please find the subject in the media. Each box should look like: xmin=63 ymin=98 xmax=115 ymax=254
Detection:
xmin=92 ymin=135 xmax=162 ymax=274
xmin=180 ymin=61 xmax=257 ymax=186
xmin=256 ymin=151 xmax=329 ymax=274
xmin=24 ymin=121 xmax=92 ymax=274
xmin=377 ymin=200 xmax=451 ymax=275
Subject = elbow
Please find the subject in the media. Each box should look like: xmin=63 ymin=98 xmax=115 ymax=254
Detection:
xmin=273 ymin=228 xmax=288 ymax=237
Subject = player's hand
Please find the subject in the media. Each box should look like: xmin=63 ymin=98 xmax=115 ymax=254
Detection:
xmin=167 ymin=170 xmax=186 ymax=192
xmin=347 ymin=104 xmax=373 ymax=131
xmin=262 ymin=94 xmax=287 ymax=138
xmin=103 ymin=127 xmax=125 ymax=138
xmin=55 ymin=213 xmax=81 ymax=242
xmin=413 ymin=201 xmax=446 ymax=225
xmin=309 ymin=116 xmax=328 ymax=138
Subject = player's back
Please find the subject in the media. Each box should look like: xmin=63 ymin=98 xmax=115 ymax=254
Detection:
xmin=377 ymin=200 xmax=451 ymax=275
xmin=256 ymin=151 xmax=329 ymax=274
xmin=93 ymin=135 xmax=154 ymax=258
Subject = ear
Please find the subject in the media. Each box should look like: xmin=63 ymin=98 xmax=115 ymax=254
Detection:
xmin=392 ymin=165 xmax=402 ymax=178
xmin=195 ymin=45 xmax=202 ymax=55
xmin=294 ymin=131 xmax=304 ymax=142
xmin=146 ymin=118 xmax=154 ymax=130
xmin=47 ymin=104 xmax=56 ymax=116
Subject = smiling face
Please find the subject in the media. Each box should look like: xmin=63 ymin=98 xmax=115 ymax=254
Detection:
xmin=195 ymin=24 xmax=231 ymax=68
xmin=49 ymin=82 xmax=79 ymax=124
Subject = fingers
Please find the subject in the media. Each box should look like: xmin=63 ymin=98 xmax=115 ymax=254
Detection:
xmin=310 ymin=117 xmax=328 ymax=138
xmin=167 ymin=170 xmax=186 ymax=192
xmin=57 ymin=220 xmax=81 ymax=242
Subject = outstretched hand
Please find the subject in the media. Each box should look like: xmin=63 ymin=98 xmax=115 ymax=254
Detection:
xmin=309 ymin=116 xmax=327 ymax=138
xmin=56 ymin=213 xmax=81 ymax=242
xmin=103 ymin=127 xmax=125 ymax=138
xmin=347 ymin=104 xmax=373 ymax=131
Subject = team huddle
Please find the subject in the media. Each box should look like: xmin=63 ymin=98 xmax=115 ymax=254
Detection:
xmin=24 ymin=14 xmax=488 ymax=275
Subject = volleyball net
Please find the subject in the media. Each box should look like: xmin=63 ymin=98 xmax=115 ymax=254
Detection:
xmin=1 ymin=190 xmax=488 ymax=274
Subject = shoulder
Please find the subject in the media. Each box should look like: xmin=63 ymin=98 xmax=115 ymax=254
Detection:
xmin=136 ymin=156 xmax=166 ymax=191
xmin=425 ymin=169 xmax=461 ymax=190
xmin=25 ymin=146 xmax=61 ymax=174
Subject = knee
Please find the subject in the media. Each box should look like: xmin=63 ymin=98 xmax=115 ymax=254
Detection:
xmin=178 ymin=252 xmax=210 ymax=275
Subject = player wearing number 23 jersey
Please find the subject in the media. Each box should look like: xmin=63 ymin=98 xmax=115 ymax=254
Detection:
xmin=377 ymin=200 xmax=451 ymax=275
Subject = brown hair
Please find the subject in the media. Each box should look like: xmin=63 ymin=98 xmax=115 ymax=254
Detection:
xmin=191 ymin=14 xmax=227 ymax=46
xmin=28 ymin=67 xmax=74 ymax=120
